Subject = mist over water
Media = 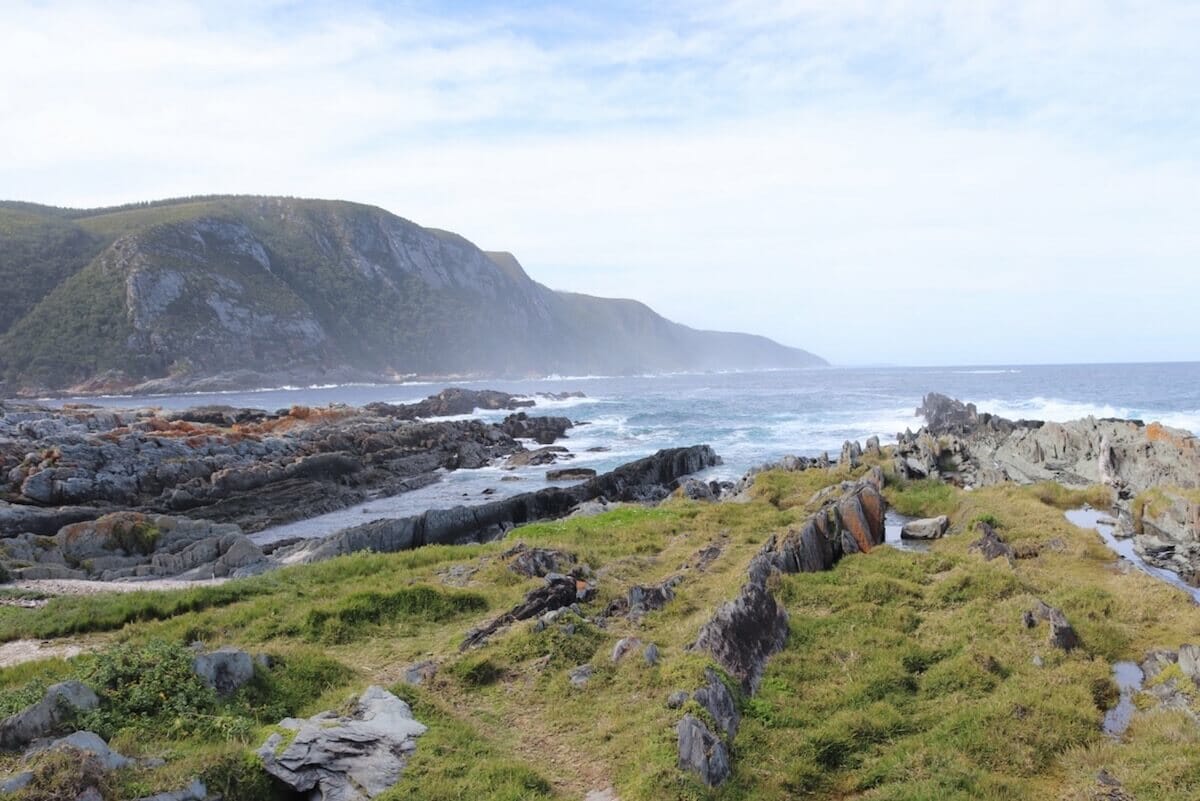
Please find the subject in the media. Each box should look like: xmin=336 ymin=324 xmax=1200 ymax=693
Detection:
xmin=51 ymin=362 xmax=1200 ymax=542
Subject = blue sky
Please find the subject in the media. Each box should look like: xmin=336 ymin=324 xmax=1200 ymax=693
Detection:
xmin=2 ymin=1 xmax=1198 ymax=365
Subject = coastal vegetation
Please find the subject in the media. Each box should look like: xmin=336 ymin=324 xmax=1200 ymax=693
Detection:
xmin=1 ymin=455 xmax=1197 ymax=800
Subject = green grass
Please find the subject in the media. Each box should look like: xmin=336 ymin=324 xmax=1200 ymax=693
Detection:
xmin=1 ymin=469 xmax=1198 ymax=800
xmin=884 ymin=478 xmax=959 ymax=518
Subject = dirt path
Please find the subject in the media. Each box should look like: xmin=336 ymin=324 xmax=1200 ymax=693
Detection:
xmin=14 ymin=577 xmax=227 ymax=596
xmin=0 ymin=639 xmax=86 ymax=668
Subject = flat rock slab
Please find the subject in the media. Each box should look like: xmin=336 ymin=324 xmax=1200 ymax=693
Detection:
xmin=258 ymin=686 xmax=426 ymax=801
xmin=901 ymin=515 xmax=949 ymax=540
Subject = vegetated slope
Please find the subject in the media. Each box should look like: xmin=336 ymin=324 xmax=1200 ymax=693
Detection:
xmin=1 ymin=459 xmax=1198 ymax=800
xmin=0 ymin=197 xmax=825 ymax=391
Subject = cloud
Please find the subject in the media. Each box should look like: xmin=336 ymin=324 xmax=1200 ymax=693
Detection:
xmin=0 ymin=0 xmax=1197 ymax=364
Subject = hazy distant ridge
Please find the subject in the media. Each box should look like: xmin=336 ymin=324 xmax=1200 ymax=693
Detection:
xmin=0 ymin=196 xmax=825 ymax=391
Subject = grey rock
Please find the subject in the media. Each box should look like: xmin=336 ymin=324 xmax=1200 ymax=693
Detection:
xmin=1029 ymin=600 xmax=1079 ymax=651
xmin=901 ymin=515 xmax=949 ymax=540
xmin=611 ymin=637 xmax=642 ymax=664
xmin=29 ymin=731 xmax=131 ymax=771
xmin=643 ymin=643 xmax=661 ymax=666
xmin=400 ymin=660 xmax=438 ymax=687
xmin=192 ymin=647 xmax=255 ymax=696
xmin=666 ymin=690 xmax=689 ymax=709
xmin=568 ymin=664 xmax=593 ymax=688
xmin=0 ymin=770 xmax=33 ymax=793
xmin=258 ymin=686 xmax=426 ymax=801
xmin=676 ymin=715 xmax=730 ymax=787
xmin=0 ymin=681 xmax=99 ymax=751
xmin=546 ymin=468 xmax=598 ymax=482
xmin=694 ymin=669 xmax=740 ymax=739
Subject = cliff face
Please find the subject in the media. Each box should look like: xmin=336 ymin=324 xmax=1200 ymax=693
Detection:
xmin=0 ymin=197 xmax=825 ymax=392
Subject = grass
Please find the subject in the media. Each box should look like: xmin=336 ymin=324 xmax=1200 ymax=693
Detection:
xmin=1132 ymin=486 xmax=1200 ymax=534
xmin=0 ymin=466 xmax=1198 ymax=800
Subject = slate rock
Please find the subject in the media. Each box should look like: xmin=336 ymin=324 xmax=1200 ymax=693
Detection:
xmin=677 ymin=714 xmax=730 ymax=787
xmin=258 ymin=686 xmax=427 ymax=801
xmin=0 ymin=681 xmax=99 ymax=751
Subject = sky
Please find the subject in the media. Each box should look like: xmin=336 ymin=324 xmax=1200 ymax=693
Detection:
xmin=2 ymin=1 xmax=1198 ymax=366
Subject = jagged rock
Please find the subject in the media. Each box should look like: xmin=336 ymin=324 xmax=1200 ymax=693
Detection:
xmin=546 ymin=468 xmax=597 ymax=481
xmin=865 ymin=436 xmax=882 ymax=457
xmin=694 ymin=668 xmax=740 ymax=739
xmin=901 ymin=515 xmax=949 ymax=540
xmin=692 ymin=556 xmax=788 ymax=693
xmin=366 ymin=389 xmax=534 ymax=420
xmin=839 ymin=440 xmax=863 ymax=468
xmin=676 ymin=715 xmax=730 ymax=787
xmin=505 ymin=446 xmax=569 ymax=468
xmin=503 ymin=544 xmax=577 ymax=578
xmin=258 ymin=686 xmax=426 ymax=801
xmin=192 ymin=647 xmax=255 ymax=696
xmin=643 ymin=643 xmax=661 ymax=666
xmin=1028 ymin=601 xmax=1079 ymax=651
xmin=969 ymin=522 xmax=1014 ymax=562
xmin=678 ymin=478 xmax=717 ymax=501
xmin=279 ymin=446 xmax=719 ymax=566
xmin=499 ymin=412 xmax=573 ymax=445
xmin=461 ymin=573 xmax=580 ymax=650
xmin=0 ymin=681 xmax=99 ymax=751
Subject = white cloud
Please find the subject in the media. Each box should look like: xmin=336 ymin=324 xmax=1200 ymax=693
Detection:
xmin=0 ymin=0 xmax=1197 ymax=364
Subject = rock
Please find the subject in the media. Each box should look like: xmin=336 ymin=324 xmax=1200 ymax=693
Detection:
xmin=969 ymin=522 xmax=1014 ymax=562
xmin=666 ymin=690 xmax=689 ymax=709
xmin=499 ymin=412 xmax=573 ymax=445
xmin=505 ymin=446 xmax=569 ymax=468
xmin=278 ymin=445 xmax=720 ymax=566
xmin=901 ymin=515 xmax=949 ymax=540
xmin=643 ymin=643 xmax=661 ymax=666
xmin=192 ymin=647 xmax=255 ymax=696
xmin=366 ymin=389 xmax=534 ymax=420
xmin=865 ymin=435 xmax=882 ymax=457
xmin=1179 ymin=643 xmax=1200 ymax=680
xmin=503 ymin=544 xmax=578 ymax=578
xmin=839 ymin=440 xmax=863 ymax=468
xmin=258 ymin=686 xmax=426 ymax=801
xmin=611 ymin=637 xmax=643 ymax=663
xmin=1028 ymin=601 xmax=1079 ymax=651
xmin=0 ymin=771 xmax=33 ymax=793
xmin=29 ymin=731 xmax=132 ymax=771
xmin=399 ymin=661 xmax=438 ymax=687
xmin=694 ymin=668 xmax=740 ymax=739
xmin=568 ymin=664 xmax=593 ymax=688
xmin=0 ymin=681 xmax=99 ymax=751
xmin=461 ymin=573 xmax=580 ymax=650
xmin=692 ymin=557 xmax=788 ymax=693
xmin=546 ymin=468 xmax=597 ymax=482
xmin=676 ymin=715 xmax=730 ymax=787
xmin=678 ymin=478 xmax=716 ymax=501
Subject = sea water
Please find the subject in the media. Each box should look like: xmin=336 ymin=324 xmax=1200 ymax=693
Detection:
xmin=44 ymin=362 xmax=1200 ymax=543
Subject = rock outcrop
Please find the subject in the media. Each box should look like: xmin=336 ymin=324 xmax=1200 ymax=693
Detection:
xmin=258 ymin=686 xmax=427 ymax=801
xmin=0 ymin=681 xmax=99 ymax=751
xmin=275 ymin=445 xmax=719 ymax=565
xmin=679 ymin=470 xmax=887 ymax=786
xmin=897 ymin=393 xmax=1200 ymax=585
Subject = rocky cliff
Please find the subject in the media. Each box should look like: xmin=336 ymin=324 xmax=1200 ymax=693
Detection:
xmin=0 ymin=197 xmax=825 ymax=393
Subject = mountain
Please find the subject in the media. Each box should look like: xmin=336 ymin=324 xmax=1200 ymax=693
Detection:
xmin=0 ymin=196 xmax=825 ymax=393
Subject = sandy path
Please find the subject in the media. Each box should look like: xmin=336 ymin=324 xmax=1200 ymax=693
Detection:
xmin=0 ymin=639 xmax=85 ymax=668
xmin=13 ymin=577 xmax=228 ymax=596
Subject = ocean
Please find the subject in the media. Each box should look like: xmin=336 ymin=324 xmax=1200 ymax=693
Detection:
xmin=47 ymin=362 xmax=1200 ymax=543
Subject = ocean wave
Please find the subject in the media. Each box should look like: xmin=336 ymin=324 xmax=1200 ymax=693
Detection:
xmin=975 ymin=397 xmax=1200 ymax=435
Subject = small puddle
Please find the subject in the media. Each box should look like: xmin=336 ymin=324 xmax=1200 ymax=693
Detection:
xmin=1065 ymin=507 xmax=1200 ymax=604
xmin=1103 ymin=661 xmax=1144 ymax=737
xmin=884 ymin=510 xmax=931 ymax=553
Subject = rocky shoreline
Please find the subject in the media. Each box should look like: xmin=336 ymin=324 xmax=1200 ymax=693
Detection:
xmin=893 ymin=393 xmax=1200 ymax=586
xmin=0 ymin=388 xmax=716 ymax=584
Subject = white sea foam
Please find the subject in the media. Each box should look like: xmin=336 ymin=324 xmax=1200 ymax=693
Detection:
xmin=974 ymin=397 xmax=1200 ymax=435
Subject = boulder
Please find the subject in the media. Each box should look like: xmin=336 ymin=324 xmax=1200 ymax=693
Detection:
xmin=192 ymin=647 xmax=255 ymax=696
xmin=611 ymin=638 xmax=642 ymax=664
xmin=969 ymin=522 xmax=1014 ymax=562
xmin=678 ymin=478 xmax=716 ymax=501
xmin=666 ymin=690 xmax=689 ymax=709
xmin=901 ymin=515 xmax=949 ymax=540
xmin=258 ymin=686 xmax=427 ymax=801
xmin=0 ymin=681 xmax=99 ymax=751
xmin=546 ymin=468 xmax=597 ymax=482
xmin=505 ymin=446 xmax=568 ymax=468
xmin=1027 ymin=601 xmax=1079 ymax=651
xmin=677 ymin=715 xmax=730 ymax=787
xmin=643 ymin=643 xmax=661 ymax=666
xmin=29 ymin=731 xmax=132 ymax=771
xmin=693 ymin=668 xmax=740 ymax=739
xmin=134 ymin=778 xmax=209 ymax=801
xmin=400 ymin=661 xmax=438 ymax=687
xmin=504 ymin=544 xmax=577 ymax=578
xmin=568 ymin=664 xmax=593 ymax=688
xmin=691 ymin=557 xmax=788 ymax=693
